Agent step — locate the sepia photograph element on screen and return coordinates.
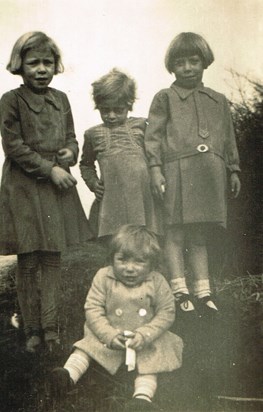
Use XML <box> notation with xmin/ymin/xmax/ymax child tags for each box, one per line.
<box><xmin>0</xmin><ymin>1</ymin><xmax>262</xmax><ymax>411</ymax></box>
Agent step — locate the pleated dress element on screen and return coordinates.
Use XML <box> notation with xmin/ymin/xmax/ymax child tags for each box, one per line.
<box><xmin>80</xmin><ymin>118</ymin><xmax>163</xmax><ymax>237</ymax></box>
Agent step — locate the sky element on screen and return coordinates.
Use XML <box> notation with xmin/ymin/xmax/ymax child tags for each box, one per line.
<box><xmin>0</xmin><ymin>0</ymin><xmax>262</xmax><ymax>215</ymax></box>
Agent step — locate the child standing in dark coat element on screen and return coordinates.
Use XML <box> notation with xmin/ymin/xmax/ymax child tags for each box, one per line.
<box><xmin>0</xmin><ymin>32</ymin><xmax>90</xmax><ymax>353</ymax></box>
<box><xmin>145</xmin><ymin>32</ymin><xmax>241</xmax><ymax>315</ymax></box>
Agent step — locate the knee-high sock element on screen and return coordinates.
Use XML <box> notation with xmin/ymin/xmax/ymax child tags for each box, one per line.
<box><xmin>17</xmin><ymin>252</ymin><xmax>40</xmax><ymax>336</ymax></box>
<box><xmin>133</xmin><ymin>374</ymin><xmax>157</xmax><ymax>402</ymax></box>
<box><xmin>64</xmin><ymin>349</ymin><xmax>90</xmax><ymax>384</ymax></box>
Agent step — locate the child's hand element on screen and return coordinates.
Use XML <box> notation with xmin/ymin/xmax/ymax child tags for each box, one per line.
<box><xmin>50</xmin><ymin>166</ymin><xmax>77</xmax><ymax>190</ymax></box>
<box><xmin>126</xmin><ymin>332</ymin><xmax>144</xmax><ymax>351</ymax></box>
<box><xmin>94</xmin><ymin>180</ymin><xmax>104</xmax><ymax>201</ymax></box>
<box><xmin>111</xmin><ymin>333</ymin><xmax>127</xmax><ymax>350</ymax></box>
<box><xmin>150</xmin><ymin>167</ymin><xmax>166</xmax><ymax>200</ymax></box>
<box><xmin>230</xmin><ymin>172</ymin><xmax>241</xmax><ymax>198</ymax></box>
<box><xmin>57</xmin><ymin>148</ymin><xmax>75</xmax><ymax>166</ymax></box>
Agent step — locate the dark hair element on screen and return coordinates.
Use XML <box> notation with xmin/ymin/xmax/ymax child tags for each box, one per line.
<box><xmin>92</xmin><ymin>68</ymin><xmax>136</xmax><ymax>110</ymax></box>
<box><xmin>165</xmin><ymin>32</ymin><xmax>214</xmax><ymax>73</ymax></box>
<box><xmin>6</xmin><ymin>31</ymin><xmax>64</xmax><ymax>75</ymax></box>
<box><xmin>110</xmin><ymin>225</ymin><xmax>160</xmax><ymax>270</ymax></box>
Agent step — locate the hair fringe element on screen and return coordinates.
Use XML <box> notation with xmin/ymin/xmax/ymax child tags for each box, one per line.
<box><xmin>92</xmin><ymin>68</ymin><xmax>136</xmax><ymax>110</ymax></box>
<box><xmin>165</xmin><ymin>32</ymin><xmax>214</xmax><ymax>73</ymax></box>
<box><xmin>110</xmin><ymin>225</ymin><xmax>160</xmax><ymax>270</ymax></box>
<box><xmin>6</xmin><ymin>31</ymin><xmax>64</xmax><ymax>75</ymax></box>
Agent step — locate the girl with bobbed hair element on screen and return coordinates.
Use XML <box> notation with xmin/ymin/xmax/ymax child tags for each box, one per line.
<box><xmin>165</xmin><ymin>31</ymin><xmax>214</xmax><ymax>73</ymax></box>
<box><xmin>0</xmin><ymin>31</ymin><xmax>90</xmax><ymax>354</ymax></box>
<box><xmin>6</xmin><ymin>31</ymin><xmax>64</xmax><ymax>75</ymax></box>
<box><xmin>145</xmin><ymin>32</ymin><xmax>241</xmax><ymax>317</ymax></box>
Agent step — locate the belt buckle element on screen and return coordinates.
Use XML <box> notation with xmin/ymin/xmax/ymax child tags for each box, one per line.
<box><xmin>197</xmin><ymin>144</ymin><xmax>209</xmax><ymax>153</ymax></box>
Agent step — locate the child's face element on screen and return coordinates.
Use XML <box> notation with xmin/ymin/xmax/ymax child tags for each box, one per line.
<box><xmin>113</xmin><ymin>252</ymin><xmax>151</xmax><ymax>287</ymax></box>
<box><xmin>22</xmin><ymin>46</ymin><xmax>55</xmax><ymax>93</ymax></box>
<box><xmin>99</xmin><ymin>105</ymin><xmax>129</xmax><ymax>128</ymax></box>
<box><xmin>172</xmin><ymin>54</ymin><xmax>204</xmax><ymax>89</ymax></box>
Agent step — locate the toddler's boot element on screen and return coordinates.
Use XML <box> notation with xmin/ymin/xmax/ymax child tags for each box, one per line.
<box><xmin>49</xmin><ymin>367</ymin><xmax>74</xmax><ymax>400</ymax></box>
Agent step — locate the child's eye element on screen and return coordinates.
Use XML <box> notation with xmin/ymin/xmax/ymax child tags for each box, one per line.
<box><xmin>26</xmin><ymin>60</ymin><xmax>38</xmax><ymax>66</ymax></box>
<box><xmin>135</xmin><ymin>257</ymin><xmax>147</xmax><ymax>264</ymax></box>
<box><xmin>44</xmin><ymin>60</ymin><xmax>55</xmax><ymax>65</ymax></box>
<box><xmin>189</xmin><ymin>58</ymin><xmax>201</xmax><ymax>65</ymax></box>
<box><xmin>174</xmin><ymin>60</ymin><xmax>184</xmax><ymax>67</ymax></box>
<box><xmin>100</xmin><ymin>107</ymin><xmax>126</xmax><ymax>115</ymax></box>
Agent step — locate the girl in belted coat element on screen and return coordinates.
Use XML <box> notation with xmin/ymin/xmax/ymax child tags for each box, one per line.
<box><xmin>51</xmin><ymin>225</ymin><xmax>183</xmax><ymax>410</ymax></box>
<box><xmin>0</xmin><ymin>32</ymin><xmax>90</xmax><ymax>353</ymax></box>
<box><xmin>145</xmin><ymin>32</ymin><xmax>241</xmax><ymax>315</ymax></box>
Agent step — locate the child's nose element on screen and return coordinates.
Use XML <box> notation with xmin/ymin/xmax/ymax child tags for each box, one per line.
<box><xmin>37</xmin><ymin>63</ymin><xmax>47</xmax><ymax>73</ymax></box>
<box><xmin>108</xmin><ymin>111</ymin><xmax>116</xmax><ymax>119</ymax></box>
<box><xmin>184</xmin><ymin>61</ymin><xmax>191</xmax><ymax>71</ymax></box>
<box><xmin>125</xmin><ymin>261</ymin><xmax>135</xmax><ymax>272</ymax></box>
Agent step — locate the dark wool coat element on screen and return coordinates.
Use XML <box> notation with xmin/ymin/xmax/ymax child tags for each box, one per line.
<box><xmin>0</xmin><ymin>85</ymin><xmax>90</xmax><ymax>254</ymax></box>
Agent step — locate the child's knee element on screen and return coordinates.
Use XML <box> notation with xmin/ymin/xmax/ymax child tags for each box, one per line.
<box><xmin>165</xmin><ymin>225</ymin><xmax>184</xmax><ymax>246</ymax></box>
<box><xmin>187</xmin><ymin>224</ymin><xmax>206</xmax><ymax>246</ymax></box>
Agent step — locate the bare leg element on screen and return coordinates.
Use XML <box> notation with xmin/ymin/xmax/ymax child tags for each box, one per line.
<box><xmin>187</xmin><ymin>225</ymin><xmax>218</xmax><ymax>311</ymax></box>
<box><xmin>164</xmin><ymin>225</ymin><xmax>194</xmax><ymax>311</ymax></box>
<box><xmin>164</xmin><ymin>225</ymin><xmax>185</xmax><ymax>280</ymax></box>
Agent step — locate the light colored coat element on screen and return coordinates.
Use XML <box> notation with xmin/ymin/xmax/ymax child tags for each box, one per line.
<box><xmin>145</xmin><ymin>83</ymin><xmax>240</xmax><ymax>227</ymax></box>
<box><xmin>74</xmin><ymin>266</ymin><xmax>183</xmax><ymax>375</ymax></box>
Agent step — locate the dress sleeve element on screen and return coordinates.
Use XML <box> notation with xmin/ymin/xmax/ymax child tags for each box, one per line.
<box><xmin>135</xmin><ymin>274</ymin><xmax>175</xmax><ymax>345</ymax></box>
<box><xmin>223</xmin><ymin>96</ymin><xmax>241</xmax><ymax>173</ymax></box>
<box><xmin>84</xmin><ymin>269</ymin><xmax>119</xmax><ymax>346</ymax></box>
<box><xmin>145</xmin><ymin>91</ymin><xmax>169</xmax><ymax>167</ymax></box>
<box><xmin>62</xmin><ymin>93</ymin><xmax>79</xmax><ymax>165</ymax></box>
<box><xmin>79</xmin><ymin>129</ymin><xmax>99</xmax><ymax>191</ymax></box>
<box><xmin>0</xmin><ymin>91</ymin><xmax>55</xmax><ymax>177</ymax></box>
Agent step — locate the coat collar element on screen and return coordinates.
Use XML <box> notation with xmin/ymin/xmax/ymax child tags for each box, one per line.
<box><xmin>16</xmin><ymin>85</ymin><xmax>61</xmax><ymax>113</ymax></box>
<box><xmin>171</xmin><ymin>82</ymin><xmax>219</xmax><ymax>102</ymax></box>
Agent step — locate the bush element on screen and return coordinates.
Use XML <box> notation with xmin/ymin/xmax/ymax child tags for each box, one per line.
<box><xmin>212</xmin><ymin>73</ymin><xmax>263</xmax><ymax>277</ymax></box>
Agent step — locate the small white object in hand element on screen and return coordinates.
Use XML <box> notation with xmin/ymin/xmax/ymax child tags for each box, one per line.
<box><xmin>124</xmin><ymin>330</ymin><xmax>136</xmax><ymax>371</ymax></box>
<box><xmin>11</xmin><ymin>313</ymin><xmax>20</xmax><ymax>329</ymax></box>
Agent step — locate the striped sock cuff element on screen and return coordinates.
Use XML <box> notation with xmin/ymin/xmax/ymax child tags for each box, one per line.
<box><xmin>64</xmin><ymin>351</ymin><xmax>90</xmax><ymax>384</ymax></box>
<box><xmin>133</xmin><ymin>374</ymin><xmax>157</xmax><ymax>401</ymax></box>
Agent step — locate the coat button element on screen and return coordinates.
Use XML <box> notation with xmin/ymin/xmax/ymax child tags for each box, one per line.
<box><xmin>139</xmin><ymin>308</ymin><xmax>147</xmax><ymax>317</ymax></box>
<box><xmin>115</xmin><ymin>308</ymin><xmax>123</xmax><ymax>316</ymax></box>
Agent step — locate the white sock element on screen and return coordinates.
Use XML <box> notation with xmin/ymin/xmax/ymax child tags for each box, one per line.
<box><xmin>193</xmin><ymin>279</ymin><xmax>211</xmax><ymax>299</ymax></box>
<box><xmin>170</xmin><ymin>278</ymin><xmax>195</xmax><ymax>311</ymax></box>
<box><xmin>170</xmin><ymin>277</ymin><xmax>189</xmax><ymax>295</ymax></box>
<box><xmin>133</xmin><ymin>374</ymin><xmax>157</xmax><ymax>402</ymax></box>
<box><xmin>194</xmin><ymin>279</ymin><xmax>218</xmax><ymax>310</ymax></box>
<box><xmin>64</xmin><ymin>350</ymin><xmax>90</xmax><ymax>384</ymax></box>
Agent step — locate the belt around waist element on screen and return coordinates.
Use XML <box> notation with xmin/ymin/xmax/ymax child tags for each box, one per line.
<box><xmin>163</xmin><ymin>145</ymin><xmax>224</xmax><ymax>163</ymax></box>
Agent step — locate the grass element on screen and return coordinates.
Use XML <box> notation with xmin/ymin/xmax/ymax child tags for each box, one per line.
<box><xmin>0</xmin><ymin>240</ymin><xmax>262</xmax><ymax>412</ymax></box>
